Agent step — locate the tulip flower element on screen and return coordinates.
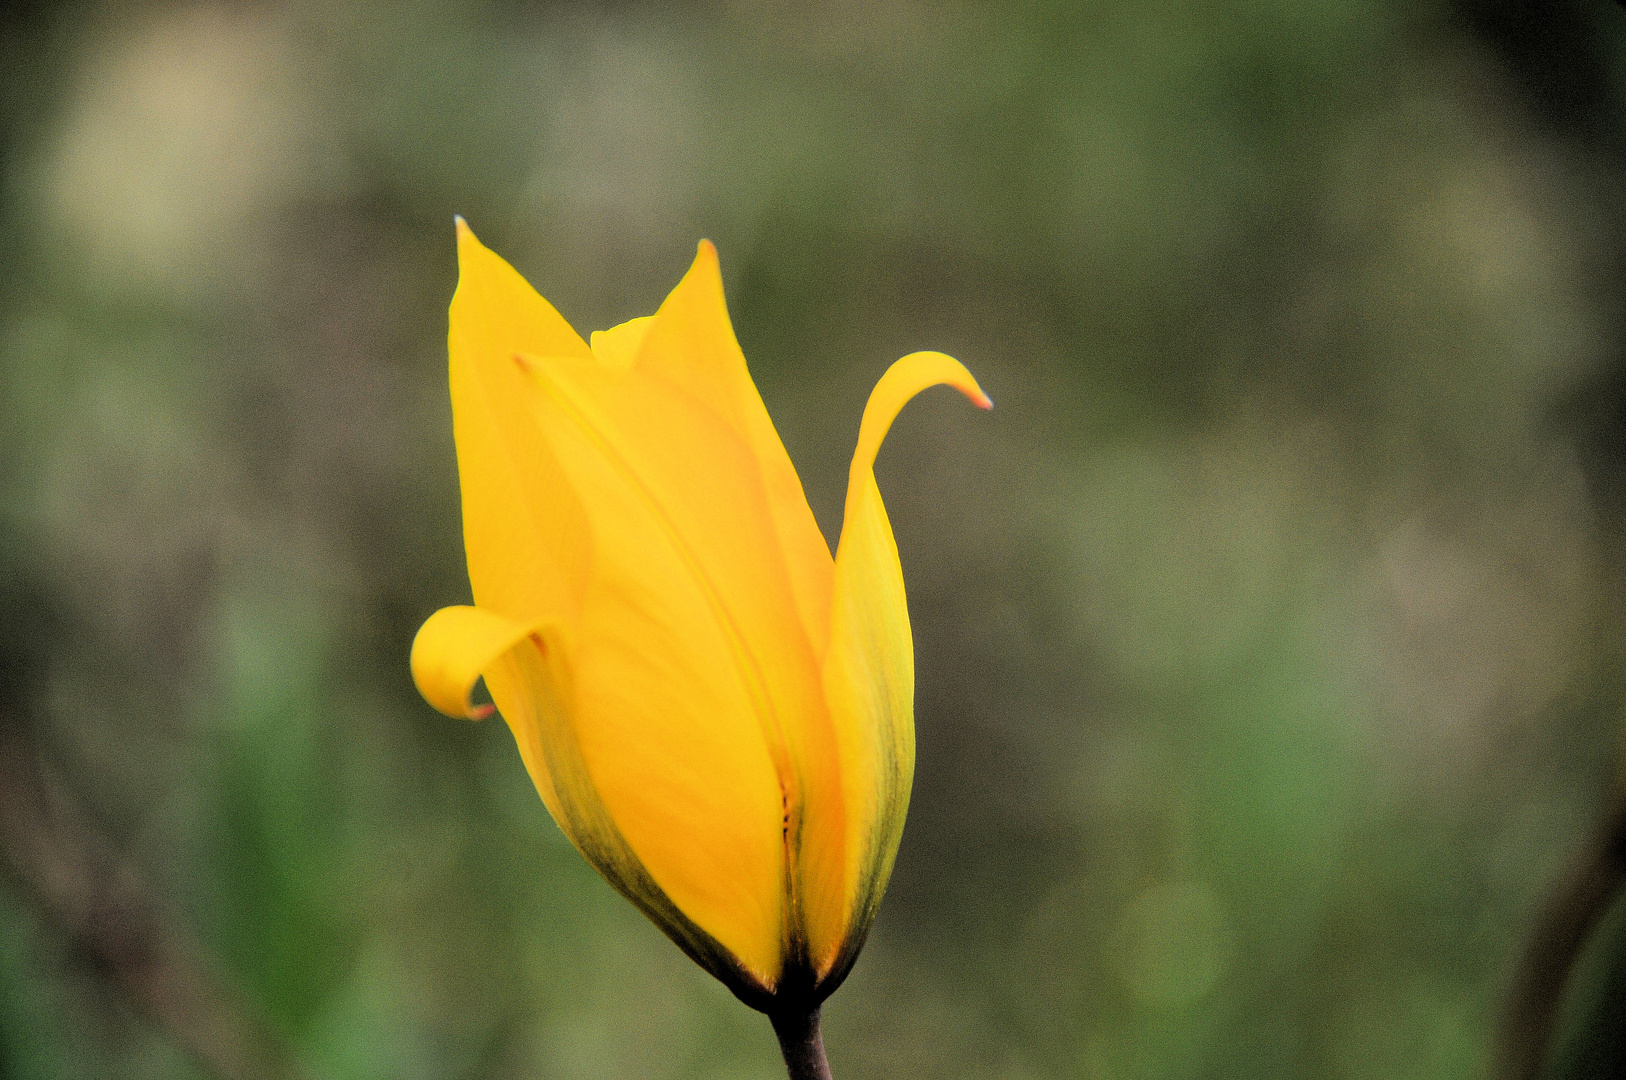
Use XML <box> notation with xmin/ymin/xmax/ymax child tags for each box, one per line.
<box><xmin>410</xmin><ymin>220</ymin><xmax>988</xmax><ymax>1078</ymax></box>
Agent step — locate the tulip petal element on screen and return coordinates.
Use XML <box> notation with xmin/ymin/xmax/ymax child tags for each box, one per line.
<box><xmin>410</xmin><ymin>604</ymin><xmax>776</xmax><ymax>1006</ymax></box>
<box><xmin>449</xmin><ymin>220</ymin><xmax>595</xmax><ymax>625</ymax></box>
<box><xmin>814</xmin><ymin>351</ymin><xmax>990</xmax><ymax>981</ymax></box>
<box><xmin>635</xmin><ymin>242</ymin><xmax>835</xmax><ymax>657</ymax></box>
<box><xmin>513</xmin><ymin>350</ymin><xmax>842</xmax><ymax>986</ymax></box>
<box><xmin>623</xmin><ymin>246</ymin><xmax>855</xmax><ymax>960</ymax></box>
<box><xmin>447</xmin><ymin>225</ymin><xmax>783</xmax><ymax>986</ymax></box>
<box><xmin>589</xmin><ymin>316</ymin><xmax>652</xmax><ymax>371</ymax></box>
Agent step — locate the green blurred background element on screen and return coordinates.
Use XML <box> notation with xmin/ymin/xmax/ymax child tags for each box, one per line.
<box><xmin>5</xmin><ymin>1</ymin><xmax>1626</xmax><ymax>1078</ymax></box>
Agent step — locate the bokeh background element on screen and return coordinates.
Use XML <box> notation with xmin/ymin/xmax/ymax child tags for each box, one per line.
<box><xmin>5</xmin><ymin>1</ymin><xmax>1626</xmax><ymax>1078</ymax></box>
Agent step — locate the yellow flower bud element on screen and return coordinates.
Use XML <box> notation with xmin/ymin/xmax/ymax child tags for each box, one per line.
<box><xmin>411</xmin><ymin>220</ymin><xmax>989</xmax><ymax>1012</ymax></box>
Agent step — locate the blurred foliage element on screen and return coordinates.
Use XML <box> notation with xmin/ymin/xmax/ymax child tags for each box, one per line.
<box><xmin>1547</xmin><ymin>887</ymin><xmax>1626</xmax><ymax>1080</ymax></box>
<box><xmin>4</xmin><ymin>1</ymin><xmax>1626</xmax><ymax>1078</ymax></box>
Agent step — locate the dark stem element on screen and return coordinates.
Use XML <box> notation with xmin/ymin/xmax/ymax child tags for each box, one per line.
<box><xmin>1495</xmin><ymin>794</ymin><xmax>1626</xmax><ymax>1080</ymax></box>
<box><xmin>770</xmin><ymin>1006</ymin><xmax>833</xmax><ymax>1080</ymax></box>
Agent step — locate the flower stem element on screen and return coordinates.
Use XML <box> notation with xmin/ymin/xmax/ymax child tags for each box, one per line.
<box><xmin>770</xmin><ymin>1006</ymin><xmax>832</xmax><ymax>1080</ymax></box>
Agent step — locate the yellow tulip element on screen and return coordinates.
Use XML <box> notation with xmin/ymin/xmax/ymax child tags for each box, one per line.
<box><xmin>410</xmin><ymin>220</ymin><xmax>988</xmax><ymax>1067</ymax></box>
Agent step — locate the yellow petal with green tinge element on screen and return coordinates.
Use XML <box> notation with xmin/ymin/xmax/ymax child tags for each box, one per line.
<box><xmin>410</xmin><ymin>602</ymin><xmax>775</xmax><ymax>1004</ymax></box>
<box><xmin>812</xmin><ymin>352</ymin><xmax>991</xmax><ymax>977</ymax></box>
<box><xmin>512</xmin><ymin>349</ymin><xmax>815</xmax><ymax>986</ymax></box>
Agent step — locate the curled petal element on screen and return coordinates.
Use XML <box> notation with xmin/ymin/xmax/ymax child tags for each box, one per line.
<box><xmin>411</xmin><ymin>605</ymin><xmax>539</xmax><ymax>720</ymax></box>
<box><xmin>844</xmin><ymin>351</ymin><xmax>991</xmax><ymax>529</ymax></box>
<box><xmin>810</xmin><ymin>352</ymin><xmax>990</xmax><ymax>983</ymax></box>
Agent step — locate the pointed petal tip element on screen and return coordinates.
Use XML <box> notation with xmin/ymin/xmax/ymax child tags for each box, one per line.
<box><xmin>454</xmin><ymin>217</ymin><xmax>483</xmax><ymax>263</ymax></box>
<box><xmin>893</xmin><ymin>351</ymin><xmax>991</xmax><ymax>414</ymax></box>
<box><xmin>942</xmin><ymin>363</ymin><xmax>991</xmax><ymax>412</ymax></box>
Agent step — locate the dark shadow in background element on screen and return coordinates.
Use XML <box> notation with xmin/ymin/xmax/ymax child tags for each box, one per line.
<box><xmin>1453</xmin><ymin>3</ymin><xmax>1626</xmax><ymax>1077</ymax></box>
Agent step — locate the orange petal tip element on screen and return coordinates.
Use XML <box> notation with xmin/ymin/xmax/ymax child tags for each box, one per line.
<box><xmin>469</xmin><ymin>702</ymin><xmax>495</xmax><ymax>721</ymax></box>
